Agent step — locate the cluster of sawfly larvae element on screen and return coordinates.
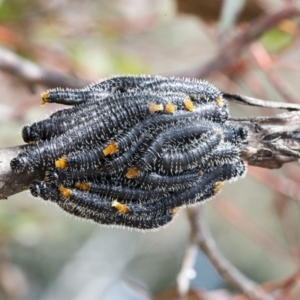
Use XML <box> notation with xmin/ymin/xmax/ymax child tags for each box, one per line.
<box><xmin>10</xmin><ymin>75</ymin><xmax>247</xmax><ymax>231</ymax></box>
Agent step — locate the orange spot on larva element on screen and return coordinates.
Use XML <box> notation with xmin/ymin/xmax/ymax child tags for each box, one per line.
<box><xmin>165</xmin><ymin>102</ymin><xmax>175</xmax><ymax>114</ymax></box>
<box><xmin>55</xmin><ymin>157</ymin><xmax>67</xmax><ymax>169</ymax></box>
<box><xmin>149</xmin><ymin>102</ymin><xmax>163</xmax><ymax>113</ymax></box>
<box><xmin>58</xmin><ymin>186</ymin><xmax>72</xmax><ymax>198</ymax></box>
<box><xmin>126</xmin><ymin>166</ymin><xmax>140</xmax><ymax>179</ymax></box>
<box><xmin>103</xmin><ymin>141</ymin><xmax>119</xmax><ymax>156</ymax></box>
<box><xmin>40</xmin><ymin>92</ymin><xmax>49</xmax><ymax>106</ymax></box>
<box><xmin>111</xmin><ymin>200</ymin><xmax>129</xmax><ymax>214</ymax></box>
<box><xmin>214</xmin><ymin>182</ymin><xmax>224</xmax><ymax>195</ymax></box>
<box><xmin>216</xmin><ymin>96</ymin><xmax>223</xmax><ymax>108</ymax></box>
<box><xmin>75</xmin><ymin>182</ymin><xmax>90</xmax><ymax>191</ymax></box>
<box><xmin>171</xmin><ymin>207</ymin><xmax>180</xmax><ymax>215</ymax></box>
<box><xmin>184</xmin><ymin>98</ymin><xmax>194</xmax><ymax>111</ymax></box>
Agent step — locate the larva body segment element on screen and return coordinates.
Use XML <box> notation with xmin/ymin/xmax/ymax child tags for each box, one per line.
<box><xmin>94</xmin><ymin>76</ymin><xmax>222</xmax><ymax>105</ymax></box>
<box><xmin>30</xmin><ymin>181</ymin><xmax>174</xmax><ymax>229</ymax></box>
<box><xmin>158</xmin><ymin>130</ymin><xmax>223</xmax><ymax>174</ymax></box>
<box><xmin>35</xmin><ymin>96</ymin><xmax>227</xmax><ymax>147</ymax></box>
<box><xmin>129</xmin><ymin>171</ymin><xmax>200</xmax><ymax>192</ymax></box>
<box><xmin>42</xmin><ymin>76</ymin><xmax>222</xmax><ymax>107</ymax></box>
<box><xmin>134</xmin><ymin>121</ymin><xmax>222</xmax><ymax>172</ymax></box>
<box><xmin>89</xmin><ymin>75</ymin><xmax>169</xmax><ymax>92</ymax></box>
<box><xmin>41</xmin><ymin>88</ymin><xmax>111</xmax><ymax>106</ymax></box>
<box><xmin>126</xmin><ymin>161</ymin><xmax>246</xmax><ymax>216</ymax></box>
<box><xmin>14</xmin><ymin>95</ymin><xmax>166</xmax><ymax>173</ymax></box>
<box><xmin>76</xmin><ymin>182</ymin><xmax>170</xmax><ymax>201</ymax></box>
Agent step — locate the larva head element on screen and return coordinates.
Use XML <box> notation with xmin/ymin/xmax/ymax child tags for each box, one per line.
<box><xmin>30</xmin><ymin>181</ymin><xmax>58</xmax><ymax>201</ymax></box>
<box><xmin>22</xmin><ymin>126</ymin><xmax>40</xmax><ymax>144</ymax></box>
<box><xmin>41</xmin><ymin>88</ymin><xmax>69</xmax><ymax>104</ymax></box>
<box><xmin>10</xmin><ymin>155</ymin><xmax>29</xmax><ymax>173</ymax></box>
<box><xmin>29</xmin><ymin>181</ymin><xmax>43</xmax><ymax>197</ymax></box>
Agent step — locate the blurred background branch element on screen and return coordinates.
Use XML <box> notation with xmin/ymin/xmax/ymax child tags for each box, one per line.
<box><xmin>0</xmin><ymin>46</ymin><xmax>88</xmax><ymax>89</ymax></box>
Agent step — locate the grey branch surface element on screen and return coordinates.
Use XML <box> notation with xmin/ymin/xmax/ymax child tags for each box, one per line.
<box><xmin>1</xmin><ymin>98</ymin><xmax>300</xmax><ymax>199</ymax></box>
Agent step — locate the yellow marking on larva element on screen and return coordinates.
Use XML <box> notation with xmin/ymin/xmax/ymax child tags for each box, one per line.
<box><xmin>75</xmin><ymin>182</ymin><xmax>90</xmax><ymax>191</ymax></box>
<box><xmin>165</xmin><ymin>102</ymin><xmax>175</xmax><ymax>114</ymax></box>
<box><xmin>28</xmin><ymin>141</ymin><xmax>35</xmax><ymax>145</ymax></box>
<box><xmin>198</xmin><ymin>170</ymin><xmax>204</xmax><ymax>177</ymax></box>
<box><xmin>171</xmin><ymin>207</ymin><xmax>180</xmax><ymax>215</ymax></box>
<box><xmin>126</xmin><ymin>166</ymin><xmax>140</xmax><ymax>179</ymax></box>
<box><xmin>58</xmin><ymin>186</ymin><xmax>72</xmax><ymax>198</ymax></box>
<box><xmin>184</xmin><ymin>98</ymin><xmax>194</xmax><ymax>111</ymax></box>
<box><xmin>103</xmin><ymin>141</ymin><xmax>119</xmax><ymax>156</ymax></box>
<box><xmin>40</xmin><ymin>92</ymin><xmax>49</xmax><ymax>106</ymax></box>
<box><xmin>214</xmin><ymin>182</ymin><xmax>224</xmax><ymax>195</ymax></box>
<box><xmin>216</xmin><ymin>96</ymin><xmax>223</xmax><ymax>108</ymax></box>
<box><xmin>55</xmin><ymin>157</ymin><xmax>67</xmax><ymax>169</ymax></box>
<box><xmin>111</xmin><ymin>200</ymin><xmax>129</xmax><ymax>214</ymax></box>
<box><xmin>149</xmin><ymin>102</ymin><xmax>163</xmax><ymax>113</ymax></box>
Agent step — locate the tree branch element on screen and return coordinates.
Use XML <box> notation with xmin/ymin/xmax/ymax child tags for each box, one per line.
<box><xmin>1</xmin><ymin>105</ymin><xmax>300</xmax><ymax>199</ymax></box>
<box><xmin>223</xmin><ymin>93</ymin><xmax>300</xmax><ymax>111</ymax></box>
<box><xmin>0</xmin><ymin>46</ymin><xmax>89</xmax><ymax>88</ymax></box>
<box><xmin>229</xmin><ymin>111</ymin><xmax>300</xmax><ymax>169</ymax></box>
<box><xmin>187</xmin><ymin>206</ymin><xmax>273</xmax><ymax>300</ymax></box>
<box><xmin>0</xmin><ymin>146</ymin><xmax>44</xmax><ymax>200</ymax></box>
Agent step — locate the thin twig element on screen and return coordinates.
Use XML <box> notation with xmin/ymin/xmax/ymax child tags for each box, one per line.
<box><xmin>223</xmin><ymin>93</ymin><xmax>300</xmax><ymax>111</ymax></box>
<box><xmin>187</xmin><ymin>206</ymin><xmax>273</xmax><ymax>300</ymax></box>
<box><xmin>177</xmin><ymin>239</ymin><xmax>198</xmax><ymax>300</ymax></box>
<box><xmin>0</xmin><ymin>46</ymin><xmax>88</xmax><ymax>89</ymax></box>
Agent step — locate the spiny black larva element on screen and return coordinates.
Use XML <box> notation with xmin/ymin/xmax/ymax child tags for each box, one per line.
<box><xmin>60</xmin><ymin>116</ymin><xmax>191</xmax><ymax>173</ymax></box>
<box><xmin>27</xmin><ymin>92</ymin><xmax>214</xmax><ymax>144</ymax></box>
<box><xmin>34</xmin><ymin>93</ymin><xmax>227</xmax><ymax>143</ymax></box>
<box><xmin>48</xmin><ymin>90</ymin><xmax>227</xmax><ymax>132</ymax></box>
<box><xmin>197</xmin><ymin>142</ymin><xmax>241</xmax><ymax>172</ymax></box>
<box><xmin>41</xmin><ymin>87</ymin><xmax>111</xmax><ymax>106</ymax></box>
<box><xmin>30</xmin><ymin>181</ymin><xmax>175</xmax><ymax>230</ymax></box>
<box><xmin>12</xmin><ymin>95</ymin><xmax>166</xmax><ymax>173</ymax></box>
<box><xmin>41</xmin><ymin>75</ymin><xmax>221</xmax><ymax>107</ymax></box>
<box><xmin>74</xmin><ymin>181</ymin><xmax>170</xmax><ymax>202</ymax></box>
<box><xmin>45</xmin><ymin>167</ymin><xmax>200</xmax><ymax>193</ymax></box>
<box><xmin>44</xmin><ymin>168</ymin><xmax>105</xmax><ymax>186</ymax></box>
<box><xmin>36</xmin><ymin>93</ymin><xmax>212</xmax><ymax>142</ymax></box>
<box><xmin>99</xmin><ymin>118</ymin><xmax>197</xmax><ymax>174</ymax></box>
<box><xmin>133</xmin><ymin>121</ymin><xmax>223</xmax><ymax>173</ymax></box>
<box><xmin>103</xmin><ymin>109</ymin><xmax>223</xmax><ymax>157</ymax></box>
<box><xmin>142</xmin><ymin>77</ymin><xmax>223</xmax><ymax>105</ymax></box>
<box><xmin>89</xmin><ymin>75</ymin><xmax>168</xmax><ymax>92</ymax></box>
<box><xmin>123</xmin><ymin>161</ymin><xmax>246</xmax><ymax>216</ymax></box>
<box><xmin>49</xmin><ymin>90</ymin><xmax>169</xmax><ymax>120</ymax></box>
<box><xmin>42</xmin><ymin>75</ymin><xmax>168</xmax><ymax>105</ymax></box>
<box><xmin>157</xmin><ymin>130</ymin><xmax>224</xmax><ymax>174</ymax></box>
<box><xmin>13</xmin><ymin>75</ymin><xmax>249</xmax><ymax>230</ymax></box>
<box><xmin>127</xmin><ymin>171</ymin><xmax>201</xmax><ymax>192</ymax></box>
